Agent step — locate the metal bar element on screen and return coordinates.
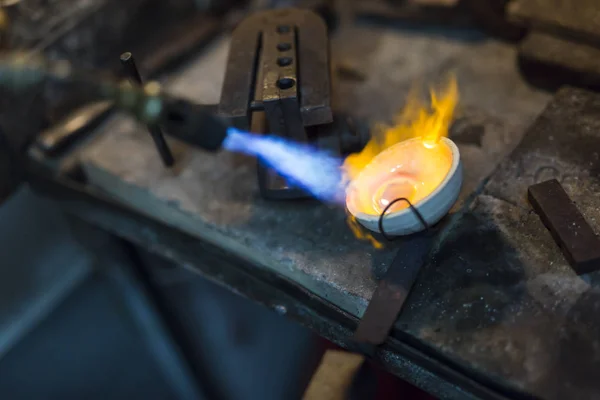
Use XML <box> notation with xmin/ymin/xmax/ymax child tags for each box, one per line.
<box><xmin>528</xmin><ymin>179</ymin><xmax>600</xmax><ymax>275</ymax></box>
<box><xmin>354</xmin><ymin>234</ymin><xmax>432</xmax><ymax>346</ymax></box>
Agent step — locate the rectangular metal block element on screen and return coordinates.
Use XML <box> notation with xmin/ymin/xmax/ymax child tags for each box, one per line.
<box><xmin>528</xmin><ymin>179</ymin><xmax>600</xmax><ymax>275</ymax></box>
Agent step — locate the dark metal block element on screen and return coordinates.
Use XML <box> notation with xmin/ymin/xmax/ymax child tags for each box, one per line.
<box><xmin>218</xmin><ymin>8</ymin><xmax>332</xmax><ymax>128</ymax></box>
<box><xmin>528</xmin><ymin>179</ymin><xmax>600</xmax><ymax>275</ymax></box>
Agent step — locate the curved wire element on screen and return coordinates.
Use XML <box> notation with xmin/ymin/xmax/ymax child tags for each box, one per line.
<box><xmin>378</xmin><ymin>197</ymin><xmax>430</xmax><ymax>241</ymax></box>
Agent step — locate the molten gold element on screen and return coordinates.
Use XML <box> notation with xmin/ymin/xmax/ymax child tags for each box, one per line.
<box><xmin>346</xmin><ymin>138</ymin><xmax>454</xmax><ymax>216</ymax></box>
<box><xmin>343</xmin><ymin>76</ymin><xmax>459</xmax><ymax>246</ymax></box>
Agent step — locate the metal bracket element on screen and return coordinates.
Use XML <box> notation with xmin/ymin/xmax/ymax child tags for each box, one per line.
<box><xmin>219</xmin><ymin>8</ymin><xmax>333</xmax><ymax>200</ymax></box>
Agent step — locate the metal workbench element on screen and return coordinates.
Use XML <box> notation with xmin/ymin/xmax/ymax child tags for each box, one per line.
<box><xmin>28</xmin><ymin>22</ymin><xmax>600</xmax><ymax>400</ymax></box>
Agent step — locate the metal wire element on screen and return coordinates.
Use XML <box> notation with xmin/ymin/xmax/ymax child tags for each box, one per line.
<box><xmin>378</xmin><ymin>197</ymin><xmax>430</xmax><ymax>241</ymax></box>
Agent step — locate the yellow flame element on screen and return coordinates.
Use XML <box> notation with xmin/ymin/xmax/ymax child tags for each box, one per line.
<box><xmin>346</xmin><ymin>215</ymin><xmax>384</xmax><ymax>249</ymax></box>
<box><xmin>342</xmin><ymin>75</ymin><xmax>459</xmax><ymax>183</ymax></box>
<box><xmin>343</xmin><ymin>75</ymin><xmax>459</xmax><ymax>248</ymax></box>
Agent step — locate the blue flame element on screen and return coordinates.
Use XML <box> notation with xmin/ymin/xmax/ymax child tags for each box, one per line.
<box><xmin>223</xmin><ymin>127</ymin><xmax>345</xmax><ymax>204</ymax></box>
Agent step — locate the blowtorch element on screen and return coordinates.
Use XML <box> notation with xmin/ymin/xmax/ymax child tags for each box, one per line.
<box><xmin>0</xmin><ymin>52</ymin><xmax>346</xmax><ymax>204</ymax></box>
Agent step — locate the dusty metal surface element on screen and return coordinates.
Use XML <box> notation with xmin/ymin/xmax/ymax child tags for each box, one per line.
<box><xmin>80</xmin><ymin>27</ymin><xmax>550</xmax><ymax>319</ymax></box>
<box><xmin>398</xmin><ymin>87</ymin><xmax>600</xmax><ymax>399</ymax></box>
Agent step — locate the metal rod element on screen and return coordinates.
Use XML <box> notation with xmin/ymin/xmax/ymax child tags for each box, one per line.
<box><xmin>378</xmin><ymin>197</ymin><xmax>430</xmax><ymax>241</ymax></box>
<box><xmin>120</xmin><ymin>52</ymin><xmax>175</xmax><ymax>167</ymax></box>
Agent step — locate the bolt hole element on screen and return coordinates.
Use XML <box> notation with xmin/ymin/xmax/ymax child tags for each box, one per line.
<box><xmin>277</xmin><ymin>57</ymin><xmax>293</xmax><ymax>67</ymax></box>
<box><xmin>277</xmin><ymin>25</ymin><xmax>291</xmax><ymax>33</ymax></box>
<box><xmin>277</xmin><ymin>78</ymin><xmax>296</xmax><ymax>90</ymax></box>
<box><xmin>277</xmin><ymin>43</ymin><xmax>292</xmax><ymax>52</ymax></box>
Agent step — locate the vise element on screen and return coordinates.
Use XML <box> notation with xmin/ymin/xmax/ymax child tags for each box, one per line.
<box><xmin>218</xmin><ymin>8</ymin><xmax>334</xmax><ymax>200</ymax></box>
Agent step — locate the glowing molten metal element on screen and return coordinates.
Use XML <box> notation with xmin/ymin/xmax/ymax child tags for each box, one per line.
<box><xmin>346</xmin><ymin>137</ymin><xmax>454</xmax><ymax>216</ymax></box>
<box><xmin>344</xmin><ymin>76</ymin><xmax>461</xmax><ymax>238</ymax></box>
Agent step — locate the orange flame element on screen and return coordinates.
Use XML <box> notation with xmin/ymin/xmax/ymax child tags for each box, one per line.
<box><xmin>346</xmin><ymin>215</ymin><xmax>384</xmax><ymax>249</ymax></box>
<box><xmin>343</xmin><ymin>76</ymin><xmax>459</xmax><ymax>247</ymax></box>
<box><xmin>342</xmin><ymin>76</ymin><xmax>459</xmax><ymax>183</ymax></box>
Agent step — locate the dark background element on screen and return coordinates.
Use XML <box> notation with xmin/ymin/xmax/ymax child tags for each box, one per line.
<box><xmin>0</xmin><ymin>186</ymin><xmax>319</xmax><ymax>400</ymax></box>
